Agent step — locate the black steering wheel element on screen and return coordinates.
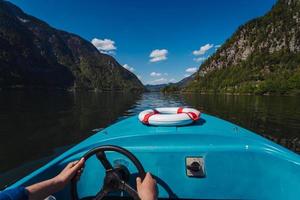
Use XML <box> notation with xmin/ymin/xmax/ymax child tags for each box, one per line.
<box><xmin>71</xmin><ymin>145</ymin><xmax>146</xmax><ymax>200</ymax></box>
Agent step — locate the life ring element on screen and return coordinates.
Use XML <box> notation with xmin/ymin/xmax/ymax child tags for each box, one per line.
<box><xmin>138</xmin><ymin>107</ymin><xmax>201</xmax><ymax>126</ymax></box>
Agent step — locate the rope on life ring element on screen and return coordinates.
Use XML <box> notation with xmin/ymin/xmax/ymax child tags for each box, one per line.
<box><xmin>138</xmin><ymin>107</ymin><xmax>201</xmax><ymax>126</ymax></box>
<box><xmin>177</xmin><ymin>107</ymin><xmax>199</xmax><ymax>121</ymax></box>
<box><xmin>142</xmin><ymin>109</ymin><xmax>159</xmax><ymax>125</ymax></box>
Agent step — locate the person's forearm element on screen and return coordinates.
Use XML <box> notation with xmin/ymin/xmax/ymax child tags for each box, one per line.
<box><xmin>26</xmin><ymin>177</ymin><xmax>63</xmax><ymax>200</ymax></box>
<box><xmin>24</xmin><ymin>159</ymin><xmax>84</xmax><ymax>200</ymax></box>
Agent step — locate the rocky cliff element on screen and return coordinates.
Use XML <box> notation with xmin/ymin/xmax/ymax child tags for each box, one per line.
<box><xmin>0</xmin><ymin>0</ymin><xmax>144</xmax><ymax>91</ymax></box>
<box><xmin>184</xmin><ymin>0</ymin><xmax>300</xmax><ymax>94</ymax></box>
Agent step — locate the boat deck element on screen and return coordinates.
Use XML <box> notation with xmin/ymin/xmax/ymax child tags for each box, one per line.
<box><xmin>7</xmin><ymin>114</ymin><xmax>300</xmax><ymax>200</ymax></box>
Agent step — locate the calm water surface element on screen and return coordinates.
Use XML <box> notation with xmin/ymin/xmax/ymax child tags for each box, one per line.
<box><xmin>0</xmin><ymin>91</ymin><xmax>300</xmax><ymax>188</ymax></box>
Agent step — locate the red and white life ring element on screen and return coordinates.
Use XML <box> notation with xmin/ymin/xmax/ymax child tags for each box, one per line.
<box><xmin>138</xmin><ymin>107</ymin><xmax>201</xmax><ymax>126</ymax></box>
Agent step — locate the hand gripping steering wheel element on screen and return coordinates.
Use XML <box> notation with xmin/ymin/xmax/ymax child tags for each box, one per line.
<box><xmin>71</xmin><ymin>145</ymin><xmax>146</xmax><ymax>200</ymax></box>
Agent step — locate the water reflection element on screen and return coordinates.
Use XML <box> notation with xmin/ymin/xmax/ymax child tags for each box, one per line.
<box><xmin>0</xmin><ymin>92</ymin><xmax>300</xmax><ymax>188</ymax></box>
<box><xmin>182</xmin><ymin>94</ymin><xmax>300</xmax><ymax>153</ymax></box>
<box><xmin>0</xmin><ymin>91</ymin><xmax>141</xmax><ymax>187</ymax></box>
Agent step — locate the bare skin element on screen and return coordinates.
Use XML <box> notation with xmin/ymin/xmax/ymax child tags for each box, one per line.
<box><xmin>26</xmin><ymin>158</ymin><xmax>85</xmax><ymax>200</ymax></box>
<box><xmin>25</xmin><ymin>158</ymin><xmax>157</xmax><ymax>200</ymax></box>
<box><xmin>136</xmin><ymin>172</ymin><xmax>157</xmax><ymax>200</ymax></box>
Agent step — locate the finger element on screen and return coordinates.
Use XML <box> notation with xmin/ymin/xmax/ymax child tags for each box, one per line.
<box><xmin>75</xmin><ymin>158</ymin><xmax>85</xmax><ymax>168</ymax></box>
<box><xmin>145</xmin><ymin>172</ymin><xmax>152</xmax><ymax>179</ymax></box>
<box><xmin>75</xmin><ymin>167</ymin><xmax>84</xmax><ymax>178</ymax></box>
<box><xmin>66</xmin><ymin>161</ymin><xmax>76</xmax><ymax>168</ymax></box>
<box><xmin>136</xmin><ymin>177</ymin><xmax>142</xmax><ymax>189</ymax></box>
<box><xmin>69</xmin><ymin>160</ymin><xmax>81</xmax><ymax>168</ymax></box>
<box><xmin>66</xmin><ymin>159</ymin><xmax>83</xmax><ymax>178</ymax></box>
<box><xmin>77</xmin><ymin>169</ymin><xmax>82</xmax><ymax>174</ymax></box>
<box><xmin>77</xmin><ymin>168</ymin><xmax>84</xmax><ymax>176</ymax></box>
<box><xmin>72</xmin><ymin>158</ymin><xmax>85</xmax><ymax>171</ymax></box>
<box><xmin>74</xmin><ymin>172</ymin><xmax>82</xmax><ymax>181</ymax></box>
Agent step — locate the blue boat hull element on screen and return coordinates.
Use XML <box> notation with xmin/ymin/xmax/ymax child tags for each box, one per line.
<box><xmin>6</xmin><ymin>114</ymin><xmax>300</xmax><ymax>199</ymax></box>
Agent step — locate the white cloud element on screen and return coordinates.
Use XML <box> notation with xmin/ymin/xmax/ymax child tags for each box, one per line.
<box><xmin>149</xmin><ymin>49</ymin><xmax>168</xmax><ymax>62</ymax></box>
<box><xmin>150</xmin><ymin>72</ymin><xmax>162</xmax><ymax>77</ymax></box>
<box><xmin>91</xmin><ymin>38</ymin><xmax>117</xmax><ymax>54</ymax></box>
<box><xmin>149</xmin><ymin>76</ymin><xmax>176</xmax><ymax>84</ymax></box>
<box><xmin>164</xmin><ymin>73</ymin><xmax>168</xmax><ymax>76</ymax></box>
<box><xmin>215</xmin><ymin>44</ymin><xmax>221</xmax><ymax>48</ymax></box>
<box><xmin>184</xmin><ymin>74</ymin><xmax>191</xmax><ymax>78</ymax></box>
<box><xmin>193</xmin><ymin>44</ymin><xmax>213</xmax><ymax>56</ymax></box>
<box><xmin>169</xmin><ymin>78</ymin><xmax>176</xmax><ymax>83</ymax></box>
<box><xmin>151</xmin><ymin>78</ymin><xmax>168</xmax><ymax>84</ymax></box>
<box><xmin>193</xmin><ymin>57</ymin><xmax>207</xmax><ymax>62</ymax></box>
<box><xmin>137</xmin><ymin>75</ymin><xmax>142</xmax><ymax>80</ymax></box>
<box><xmin>123</xmin><ymin>64</ymin><xmax>134</xmax><ymax>72</ymax></box>
<box><xmin>185</xmin><ymin>67</ymin><xmax>198</xmax><ymax>73</ymax></box>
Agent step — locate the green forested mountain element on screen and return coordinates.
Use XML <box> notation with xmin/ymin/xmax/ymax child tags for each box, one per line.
<box><xmin>0</xmin><ymin>0</ymin><xmax>144</xmax><ymax>91</ymax></box>
<box><xmin>145</xmin><ymin>84</ymin><xmax>168</xmax><ymax>92</ymax></box>
<box><xmin>184</xmin><ymin>0</ymin><xmax>300</xmax><ymax>95</ymax></box>
<box><xmin>160</xmin><ymin>74</ymin><xmax>196</xmax><ymax>93</ymax></box>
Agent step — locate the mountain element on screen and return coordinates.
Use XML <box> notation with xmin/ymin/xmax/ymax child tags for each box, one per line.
<box><xmin>175</xmin><ymin>73</ymin><xmax>196</xmax><ymax>88</ymax></box>
<box><xmin>0</xmin><ymin>0</ymin><xmax>144</xmax><ymax>91</ymax></box>
<box><xmin>160</xmin><ymin>74</ymin><xmax>196</xmax><ymax>93</ymax></box>
<box><xmin>184</xmin><ymin>0</ymin><xmax>300</xmax><ymax>95</ymax></box>
<box><xmin>146</xmin><ymin>77</ymin><xmax>195</xmax><ymax>92</ymax></box>
<box><xmin>145</xmin><ymin>84</ymin><xmax>167</xmax><ymax>92</ymax></box>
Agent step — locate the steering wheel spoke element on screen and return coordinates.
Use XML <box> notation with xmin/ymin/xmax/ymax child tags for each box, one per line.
<box><xmin>94</xmin><ymin>188</ymin><xmax>109</xmax><ymax>200</ymax></box>
<box><xmin>119</xmin><ymin>181</ymin><xmax>140</xmax><ymax>200</ymax></box>
<box><xmin>96</xmin><ymin>151</ymin><xmax>113</xmax><ymax>171</ymax></box>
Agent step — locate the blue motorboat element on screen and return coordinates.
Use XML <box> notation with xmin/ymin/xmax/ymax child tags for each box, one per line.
<box><xmin>5</xmin><ymin>111</ymin><xmax>300</xmax><ymax>200</ymax></box>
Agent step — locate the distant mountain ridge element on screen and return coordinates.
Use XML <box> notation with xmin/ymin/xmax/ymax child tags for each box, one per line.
<box><xmin>0</xmin><ymin>0</ymin><xmax>144</xmax><ymax>91</ymax></box>
<box><xmin>160</xmin><ymin>73</ymin><xmax>196</xmax><ymax>93</ymax></box>
<box><xmin>145</xmin><ymin>84</ymin><xmax>167</xmax><ymax>92</ymax></box>
<box><xmin>175</xmin><ymin>73</ymin><xmax>196</xmax><ymax>88</ymax></box>
<box><xmin>183</xmin><ymin>0</ymin><xmax>300</xmax><ymax>94</ymax></box>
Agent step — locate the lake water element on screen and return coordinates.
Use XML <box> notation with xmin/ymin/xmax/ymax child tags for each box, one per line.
<box><xmin>0</xmin><ymin>91</ymin><xmax>300</xmax><ymax>188</ymax></box>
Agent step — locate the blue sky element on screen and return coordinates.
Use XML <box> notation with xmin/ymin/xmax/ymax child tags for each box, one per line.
<box><xmin>10</xmin><ymin>0</ymin><xmax>276</xmax><ymax>85</ymax></box>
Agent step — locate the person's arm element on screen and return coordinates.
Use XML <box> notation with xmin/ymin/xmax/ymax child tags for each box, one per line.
<box><xmin>0</xmin><ymin>187</ymin><xmax>29</xmax><ymax>200</ymax></box>
<box><xmin>26</xmin><ymin>158</ymin><xmax>84</xmax><ymax>200</ymax></box>
<box><xmin>136</xmin><ymin>172</ymin><xmax>157</xmax><ymax>200</ymax></box>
